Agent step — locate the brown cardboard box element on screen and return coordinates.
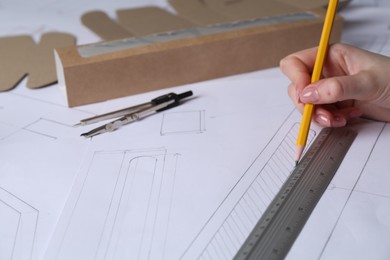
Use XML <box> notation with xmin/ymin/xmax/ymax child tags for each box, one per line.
<box><xmin>55</xmin><ymin>1</ymin><xmax>343</xmax><ymax>107</ymax></box>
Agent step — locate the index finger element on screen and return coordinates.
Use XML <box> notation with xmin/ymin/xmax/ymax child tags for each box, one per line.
<box><xmin>280</xmin><ymin>47</ymin><xmax>318</xmax><ymax>92</ymax></box>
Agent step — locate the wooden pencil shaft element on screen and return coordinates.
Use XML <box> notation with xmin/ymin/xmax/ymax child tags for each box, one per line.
<box><xmin>296</xmin><ymin>0</ymin><xmax>339</xmax><ymax>149</ymax></box>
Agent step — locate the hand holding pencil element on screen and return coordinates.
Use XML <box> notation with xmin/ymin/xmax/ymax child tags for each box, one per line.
<box><xmin>280</xmin><ymin>0</ymin><xmax>390</xmax><ymax>164</ymax></box>
<box><xmin>284</xmin><ymin>0</ymin><xmax>339</xmax><ymax>164</ymax></box>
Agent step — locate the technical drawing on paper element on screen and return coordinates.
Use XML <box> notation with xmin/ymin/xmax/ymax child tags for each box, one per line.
<box><xmin>344</xmin><ymin>34</ymin><xmax>390</xmax><ymax>56</ymax></box>
<box><xmin>46</xmin><ymin>109</ymin><xmax>318</xmax><ymax>260</ymax></box>
<box><xmin>49</xmin><ymin>148</ymin><xmax>179</xmax><ymax>260</ymax></box>
<box><xmin>0</xmin><ymin>121</ymin><xmax>19</xmax><ymax>141</ymax></box>
<box><xmin>22</xmin><ymin>117</ymin><xmax>85</xmax><ymax>140</ymax></box>
<box><xmin>160</xmin><ymin>110</ymin><xmax>206</xmax><ymax>136</ymax></box>
<box><xmin>342</xmin><ymin>7</ymin><xmax>390</xmax><ymax>57</ymax></box>
<box><xmin>0</xmin><ymin>92</ymin><xmax>92</xmax><ymax>141</ymax></box>
<box><xmin>0</xmin><ymin>118</ymin><xmax>78</xmax><ymax>141</ymax></box>
<box><xmin>181</xmin><ymin>123</ymin><xmax>316</xmax><ymax>259</ymax></box>
<box><xmin>0</xmin><ymin>187</ymin><xmax>39</xmax><ymax>260</ymax></box>
<box><xmin>309</xmin><ymin>122</ymin><xmax>390</xmax><ymax>260</ymax></box>
<box><xmin>351</xmin><ymin>0</ymin><xmax>390</xmax><ymax>7</ymax></box>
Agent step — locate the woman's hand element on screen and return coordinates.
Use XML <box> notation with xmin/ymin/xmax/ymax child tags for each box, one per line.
<box><xmin>280</xmin><ymin>43</ymin><xmax>390</xmax><ymax>127</ymax></box>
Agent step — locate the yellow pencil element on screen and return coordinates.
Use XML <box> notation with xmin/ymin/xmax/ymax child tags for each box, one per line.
<box><xmin>295</xmin><ymin>0</ymin><xmax>339</xmax><ymax>165</ymax></box>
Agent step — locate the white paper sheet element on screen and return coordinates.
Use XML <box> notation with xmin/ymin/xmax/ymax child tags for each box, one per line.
<box><xmin>348</xmin><ymin>0</ymin><xmax>390</xmax><ymax>7</ymax></box>
<box><xmin>0</xmin><ymin>1</ymin><xmax>389</xmax><ymax>260</ymax></box>
<box><xmin>340</xmin><ymin>6</ymin><xmax>390</xmax><ymax>56</ymax></box>
<box><xmin>0</xmin><ymin>140</ymin><xmax>89</xmax><ymax>260</ymax></box>
<box><xmin>0</xmin><ymin>1</ymin><xmax>169</xmax><ymax>259</ymax></box>
<box><xmin>286</xmin><ymin>120</ymin><xmax>390</xmax><ymax>260</ymax></box>
<box><xmin>43</xmin><ymin>74</ymin><xmax>297</xmax><ymax>260</ymax></box>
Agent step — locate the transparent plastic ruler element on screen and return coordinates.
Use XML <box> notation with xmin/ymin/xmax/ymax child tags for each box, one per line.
<box><xmin>234</xmin><ymin>127</ymin><xmax>357</xmax><ymax>260</ymax></box>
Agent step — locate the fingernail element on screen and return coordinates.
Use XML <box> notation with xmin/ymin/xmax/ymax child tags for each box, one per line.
<box><xmin>300</xmin><ymin>87</ymin><xmax>319</xmax><ymax>103</ymax></box>
<box><xmin>314</xmin><ymin>114</ymin><xmax>331</xmax><ymax>127</ymax></box>
<box><xmin>332</xmin><ymin>115</ymin><xmax>347</xmax><ymax>127</ymax></box>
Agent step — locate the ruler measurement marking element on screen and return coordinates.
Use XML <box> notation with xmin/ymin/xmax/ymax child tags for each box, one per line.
<box><xmin>234</xmin><ymin>127</ymin><xmax>357</xmax><ymax>260</ymax></box>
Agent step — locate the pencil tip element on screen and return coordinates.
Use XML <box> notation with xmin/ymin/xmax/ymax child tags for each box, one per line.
<box><xmin>295</xmin><ymin>145</ymin><xmax>304</xmax><ymax>166</ymax></box>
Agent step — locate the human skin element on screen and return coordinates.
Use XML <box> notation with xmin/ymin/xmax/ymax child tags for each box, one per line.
<box><xmin>280</xmin><ymin>43</ymin><xmax>390</xmax><ymax>127</ymax></box>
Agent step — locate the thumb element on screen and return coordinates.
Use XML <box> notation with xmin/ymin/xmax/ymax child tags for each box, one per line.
<box><xmin>299</xmin><ymin>72</ymin><xmax>375</xmax><ymax>104</ymax></box>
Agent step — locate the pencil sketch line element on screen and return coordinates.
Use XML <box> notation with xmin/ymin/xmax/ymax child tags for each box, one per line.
<box><xmin>318</xmin><ymin>122</ymin><xmax>387</xmax><ymax>259</ymax></box>
<box><xmin>0</xmin><ymin>186</ymin><xmax>39</xmax><ymax>260</ymax></box>
<box><xmin>138</xmin><ymin>157</ymin><xmax>159</xmax><ymax>259</ymax></box>
<box><xmin>53</xmin><ymin>148</ymin><xmax>178</xmax><ymax>259</ymax></box>
<box><xmin>160</xmin><ymin>110</ymin><xmax>206</xmax><ymax>136</ymax></box>
<box><xmin>220</xmin><ymin>225</ymin><xmax>236</xmax><ymax>255</ymax></box>
<box><xmin>161</xmin><ymin>153</ymin><xmax>179</xmax><ymax>259</ymax></box>
<box><xmin>96</xmin><ymin>152</ymin><xmax>128</xmax><ymax>259</ymax></box>
<box><xmin>214</xmin><ymin>232</ymin><xmax>229</xmax><ymax>259</ymax></box>
<box><xmin>222</xmin><ymin>220</ymin><xmax>240</xmax><ymax>247</ymax></box>
<box><xmin>265</xmin><ymin>160</ymin><xmax>283</xmax><ymax>191</ymax></box>
<box><xmin>0</xmin><ymin>128</ymin><xmax>24</xmax><ymax>141</ymax></box>
<box><xmin>274</xmin><ymin>147</ymin><xmax>288</xmax><ymax>169</ymax></box>
<box><xmin>8</xmin><ymin>92</ymin><xmax>70</xmax><ymax>108</ymax></box>
<box><xmin>279</xmin><ymin>142</ymin><xmax>294</xmax><ymax>163</ymax></box>
<box><xmin>24</xmin><ymin>128</ymin><xmax>57</xmax><ymax>139</ymax></box>
<box><xmin>254</xmin><ymin>177</ymin><xmax>272</xmax><ymax>204</ymax></box>
<box><xmin>353</xmin><ymin>189</ymin><xmax>390</xmax><ymax>199</ymax></box>
<box><xmin>102</xmin><ymin>155</ymin><xmax>158</xmax><ymax>258</ymax></box>
<box><xmin>148</xmin><ymin>152</ymin><xmax>177</xmax><ymax>260</ymax></box>
<box><xmin>0</xmin><ymin>199</ymin><xmax>22</xmax><ymax>259</ymax></box>
<box><xmin>241</xmin><ymin>196</ymin><xmax>257</xmax><ymax>224</ymax></box>
<box><xmin>230</xmin><ymin>210</ymin><xmax>246</xmax><ymax>238</ymax></box>
<box><xmin>186</xmin><ymin>122</ymin><xmax>316</xmax><ymax>259</ymax></box>
<box><xmin>0</xmin><ymin>117</ymin><xmax>76</xmax><ymax>141</ymax></box>
<box><xmin>55</xmin><ymin>151</ymin><xmax>114</xmax><ymax>259</ymax></box>
<box><xmin>256</xmin><ymin>173</ymin><xmax>274</xmax><ymax>200</ymax></box>
<box><xmin>249</xmin><ymin>181</ymin><xmax>267</xmax><ymax>210</ymax></box>
<box><xmin>178</xmin><ymin>109</ymin><xmax>296</xmax><ymax>258</ymax></box>
<box><xmin>267</xmin><ymin>161</ymin><xmax>284</xmax><ymax>185</ymax></box>
<box><xmin>36</xmin><ymin>117</ymin><xmax>74</xmax><ymax>128</ymax></box>
<box><xmin>246</xmin><ymin>189</ymin><xmax>262</xmax><ymax>216</ymax></box>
